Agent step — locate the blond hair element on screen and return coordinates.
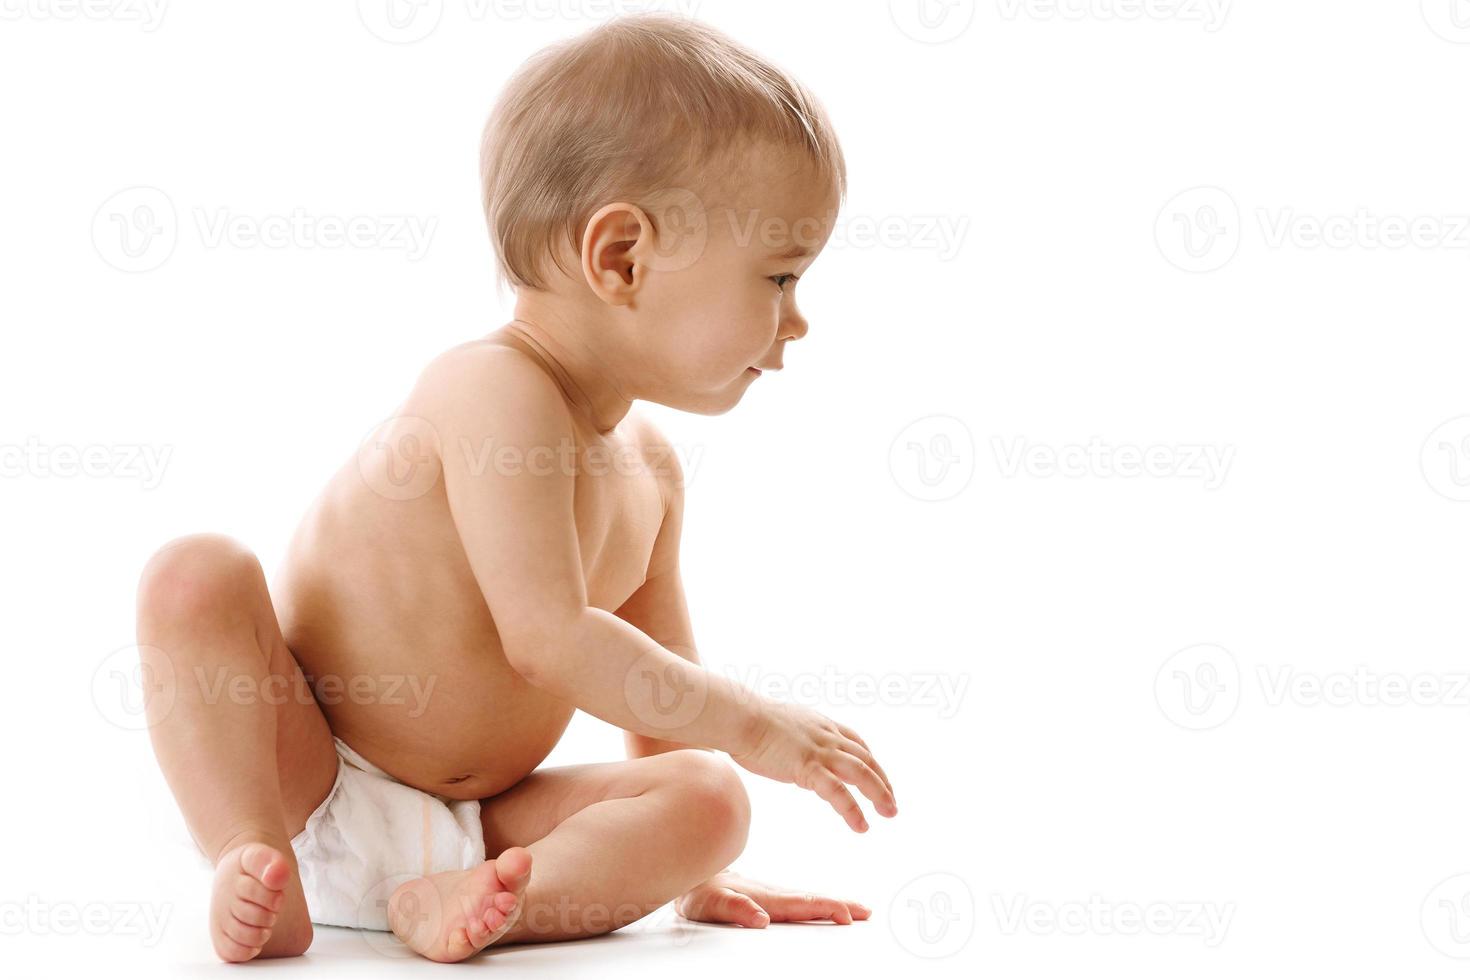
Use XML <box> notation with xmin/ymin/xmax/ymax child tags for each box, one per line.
<box><xmin>480</xmin><ymin>14</ymin><xmax>845</xmax><ymax>290</ymax></box>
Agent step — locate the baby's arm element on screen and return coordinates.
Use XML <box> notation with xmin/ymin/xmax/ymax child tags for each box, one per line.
<box><xmin>614</xmin><ymin>420</ymin><xmax>700</xmax><ymax>759</ymax></box>
<box><xmin>614</xmin><ymin>423</ymin><xmax>879</xmax><ymax>928</ymax></box>
<box><xmin>416</xmin><ymin>344</ymin><xmax>753</xmax><ymax>751</ymax></box>
<box><xmin>604</xmin><ymin>416</ymin><xmax>898</xmax><ymax>832</ymax></box>
<box><xmin>415</xmin><ymin>344</ymin><xmax>894</xmax><ymax>829</ymax></box>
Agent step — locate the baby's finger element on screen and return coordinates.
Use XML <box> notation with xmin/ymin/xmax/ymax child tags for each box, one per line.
<box><xmin>839</xmin><ymin>736</ymin><xmax>895</xmax><ymax>804</ymax></box>
<box><xmin>835</xmin><ymin>724</ymin><xmax>897</xmax><ymax>800</ymax></box>
<box><xmin>768</xmin><ymin>893</ymin><xmax>854</xmax><ymax>925</ymax></box>
<box><xmin>810</xmin><ymin>769</ymin><xmax>868</xmax><ymax>832</ymax></box>
<box><xmin>835</xmin><ymin>723</ymin><xmax>869</xmax><ymax>751</ymax></box>
<box><xmin>710</xmin><ymin>889</ymin><xmax>770</xmax><ymax>928</ymax></box>
<box><xmin>829</xmin><ymin>752</ymin><xmax>895</xmax><ymax>818</ymax></box>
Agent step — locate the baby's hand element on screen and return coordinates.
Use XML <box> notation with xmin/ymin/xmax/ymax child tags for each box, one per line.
<box><xmin>677</xmin><ymin>871</ymin><xmax>870</xmax><ymax>928</ymax></box>
<box><xmin>731</xmin><ymin>701</ymin><xmax>897</xmax><ymax>831</ymax></box>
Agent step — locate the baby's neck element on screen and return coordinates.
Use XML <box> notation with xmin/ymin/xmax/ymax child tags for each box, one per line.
<box><xmin>504</xmin><ymin>294</ymin><xmax>635</xmax><ymax>434</ymax></box>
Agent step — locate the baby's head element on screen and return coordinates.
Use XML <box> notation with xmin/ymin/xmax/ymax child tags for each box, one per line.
<box><xmin>481</xmin><ymin>15</ymin><xmax>844</xmax><ymax>414</ymax></box>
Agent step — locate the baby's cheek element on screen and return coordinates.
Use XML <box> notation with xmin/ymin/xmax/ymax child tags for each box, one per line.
<box><xmin>687</xmin><ymin>303</ymin><xmax>765</xmax><ymax>362</ymax></box>
<box><xmin>736</xmin><ymin>309</ymin><xmax>780</xmax><ymax>358</ymax></box>
<box><xmin>722</xmin><ymin>292</ymin><xmax>778</xmax><ymax>345</ymax></box>
<box><xmin>711</xmin><ymin>314</ymin><xmax>771</xmax><ymax>370</ymax></box>
<box><xmin>656</xmin><ymin>275</ymin><xmax>774</xmax><ymax>380</ymax></box>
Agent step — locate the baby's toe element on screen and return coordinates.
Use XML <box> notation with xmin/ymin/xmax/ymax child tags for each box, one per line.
<box><xmin>492</xmin><ymin>847</ymin><xmax>532</xmax><ymax>894</ymax></box>
<box><xmin>234</xmin><ymin>872</ymin><xmax>283</xmax><ymax>910</ymax></box>
<box><xmin>221</xmin><ymin>915</ymin><xmax>272</xmax><ymax>949</ymax></box>
<box><xmin>445</xmin><ymin>925</ymin><xmax>476</xmax><ymax>960</ymax></box>
<box><xmin>230</xmin><ymin>898</ymin><xmax>278</xmax><ymax>929</ymax></box>
<box><xmin>239</xmin><ymin>842</ymin><xmax>291</xmax><ymax>890</ymax></box>
<box><xmin>213</xmin><ymin>933</ymin><xmax>262</xmax><ymax>963</ymax></box>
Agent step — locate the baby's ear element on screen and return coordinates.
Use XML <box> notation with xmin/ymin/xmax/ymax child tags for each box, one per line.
<box><xmin>580</xmin><ymin>203</ymin><xmax>650</xmax><ymax>305</ymax></box>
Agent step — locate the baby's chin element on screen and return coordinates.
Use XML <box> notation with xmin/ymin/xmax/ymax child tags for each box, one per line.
<box><xmin>653</xmin><ymin>372</ymin><xmax>760</xmax><ymax>416</ymax></box>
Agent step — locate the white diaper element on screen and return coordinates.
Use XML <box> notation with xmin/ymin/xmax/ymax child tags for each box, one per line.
<box><xmin>289</xmin><ymin>737</ymin><xmax>485</xmax><ymax>931</ymax></box>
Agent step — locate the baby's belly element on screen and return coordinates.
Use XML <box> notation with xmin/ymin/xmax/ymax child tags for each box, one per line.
<box><xmin>277</xmin><ymin>552</ymin><xmax>576</xmax><ymax>800</ymax></box>
<box><xmin>308</xmin><ymin>650</ymin><xmax>575</xmax><ymax>801</ymax></box>
<box><xmin>275</xmin><ymin>464</ymin><xmax>614</xmax><ymax>801</ymax></box>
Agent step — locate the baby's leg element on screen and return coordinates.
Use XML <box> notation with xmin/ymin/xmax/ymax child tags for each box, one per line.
<box><xmin>387</xmin><ymin>750</ymin><xmax>749</xmax><ymax>960</ymax></box>
<box><xmin>135</xmin><ymin>534</ymin><xmax>339</xmax><ymax>961</ymax></box>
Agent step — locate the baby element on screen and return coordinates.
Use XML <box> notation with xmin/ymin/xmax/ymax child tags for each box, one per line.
<box><xmin>134</xmin><ymin>14</ymin><xmax>896</xmax><ymax>964</ymax></box>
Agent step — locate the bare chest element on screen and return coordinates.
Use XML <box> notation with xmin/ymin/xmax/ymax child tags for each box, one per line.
<box><xmin>570</xmin><ymin>442</ymin><xmax>665</xmax><ymax>610</ymax></box>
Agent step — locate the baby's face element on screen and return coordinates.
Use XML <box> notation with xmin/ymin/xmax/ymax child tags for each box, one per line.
<box><xmin>631</xmin><ymin>148</ymin><xmax>839</xmax><ymax>415</ymax></box>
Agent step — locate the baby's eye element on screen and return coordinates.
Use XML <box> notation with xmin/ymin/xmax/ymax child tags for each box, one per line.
<box><xmin>770</xmin><ymin>273</ymin><xmax>798</xmax><ymax>292</ymax></box>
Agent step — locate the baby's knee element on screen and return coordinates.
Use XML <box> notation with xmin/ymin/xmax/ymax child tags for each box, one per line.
<box><xmin>660</xmin><ymin>751</ymin><xmax>751</xmax><ymax>859</ymax></box>
<box><xmin>137</xmin><ymin>533</ymin><xmax>264</xmax><ymax>627</ymax></box>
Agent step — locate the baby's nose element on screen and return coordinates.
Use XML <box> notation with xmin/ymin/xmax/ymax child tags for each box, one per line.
<box><xmin>781</xmin><ymin>306</ymin><xmax>809</xmax><ymax>342</ymax></box>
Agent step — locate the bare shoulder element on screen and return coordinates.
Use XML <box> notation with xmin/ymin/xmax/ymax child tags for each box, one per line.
<box><xmin>407</xmin><ymin>338</ymin><xmax>575</xmax><ymax>437</ymax></box>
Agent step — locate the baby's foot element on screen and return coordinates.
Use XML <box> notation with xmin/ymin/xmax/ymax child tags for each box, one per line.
<box><xmin>210</xmin><ymin>841</ymin><xmax>310</xmax><ymax>961</ymax></box>
<box><xmin>387</xmin><ymin>847</ymin><xmax>533</xmax><ymax>963</ymax></box>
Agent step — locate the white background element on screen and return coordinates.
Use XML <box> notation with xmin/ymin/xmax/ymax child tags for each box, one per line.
<box><xmin>3</xmin><ymin>0</ymin><xmax>1470</xmax><ymax>976</ymax></box>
